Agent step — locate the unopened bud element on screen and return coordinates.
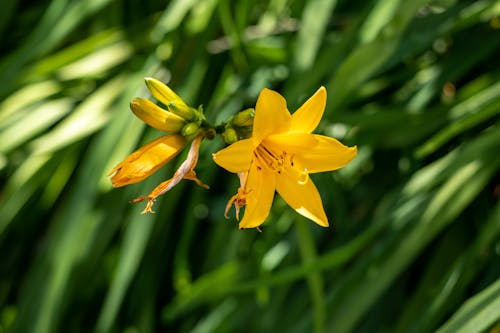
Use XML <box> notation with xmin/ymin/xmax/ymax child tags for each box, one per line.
<box><xmin>144</xmin><ymin>77</ymin><xmax>196</xmax><ymax>121</ymax></box>
<box><xmin>232</xmin><ymin>108</ymin><xmax>254</xmax><ymax>127</ymax></box>
<box><xmin>130</xmin><ymin>98</ymin><xmax>186</xmax><ymax>133</ymax></box>
<box><xmin>167</xmin><ymin>102</ymin><xmax>196</xmax><ymax>121</ymax></box>
<box><xmin>222</xmin><ymin>127</ymin><xmax>238</xmax><ymax>144</ymax></box>
<box><xmin>181</xmin><ymin>122</ymin><xmax>200</xmax><ymax>138</ymax></box>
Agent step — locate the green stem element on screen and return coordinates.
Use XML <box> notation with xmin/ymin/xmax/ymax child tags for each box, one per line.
<box><xmin>295</xmin><ymin>219</ymin><xmax>326</xmax><ymax>333</ymax></box>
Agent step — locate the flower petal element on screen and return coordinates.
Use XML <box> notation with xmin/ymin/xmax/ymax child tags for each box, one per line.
<box><xmin>239</xmin><ymin>161</ymin><xmax>276</xmax><ymax>228</ymax></box>
<box><xmin>265</xmin><ymin>132</ymin><xmax>318</xmax><ymax>152</ymax></box>
<box><xmin>295</xmin><ymin>135</ymin><xmax>357</xmax><ymax>173</ymax></box>
<box><xmin>253</xmin><ymin>88</ymin><xmax>291</xmax><ymax>140</ymax></box>
<box><xmin>290</xmin><ymin>86</ymin><xmax>326</xmax><ymax>133</ymax></box>
<box><xmin>276</xmin><ymin>167</ymin><xmax>328</xmax><ymax>227</ymax></box>
<box><xmin>212</xmin><ymin>138</ymin><xmax>256</xmax><ymax>173</ymax></box>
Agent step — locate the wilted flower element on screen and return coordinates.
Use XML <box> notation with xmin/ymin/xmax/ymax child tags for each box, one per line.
<box><xmin>108</xmin><ymin>134</ymin><xmax>186</xmax><ymax>187</ymax></box>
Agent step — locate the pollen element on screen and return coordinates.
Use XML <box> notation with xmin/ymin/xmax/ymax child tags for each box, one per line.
<box><xmin>255</xmin><ymin>145</ymin><xmax>301</xmax><ymax>178</ymax></box>
<box><xmin>255</xmin><ymin>145</ymin><xmax>285</xmax><ymax>174</ymax></box>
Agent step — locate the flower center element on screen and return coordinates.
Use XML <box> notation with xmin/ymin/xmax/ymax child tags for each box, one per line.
<box><xmin>254</xmin><ymin>144</ymin><xmax>287</xmax><ymax>173</ymax></box>
<box><xmin>254</xmin><ymin>144</ymin><xmax>309</xmax><ymax>184</ymax></box>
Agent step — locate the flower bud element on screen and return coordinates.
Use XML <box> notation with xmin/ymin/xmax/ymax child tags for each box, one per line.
<box><xmin>130</xmin><ymin>98</ymin><xmax>186</xmax><ymax>133</ymax></box>
<box><xmin>222</xmin><ymin>127</ymin><xmax>238</xmax><ymax>144</ymax></box>
<box><xmin>181</xmin><ymin>122</ymin><xmax>200</xmax><ymax>138</ymax></box>
<box><xmin>144</xmin><ymin>77</ymin><xmax>195</xmax><ymax>121</ymax></box>
<box><xmin>232</xmin><ymin>108</ymin><xmax>254</xmax><ymax>127</ymax></box>
<box><xmin>167</xmin><ymin>102</ymin><xmax>197</xmax><ymax>121</ymax></box>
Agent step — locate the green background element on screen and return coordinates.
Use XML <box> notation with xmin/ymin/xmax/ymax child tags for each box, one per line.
<box><xmin>1</xmin><ymin>0</ymin><xmax>500</xmax><ymax>332</ymax></box>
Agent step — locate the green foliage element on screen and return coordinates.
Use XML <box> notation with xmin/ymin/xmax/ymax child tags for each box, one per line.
<box><xmin>1</xmin><ymin>0</ymin><xmax>499</xmax><ymax>332</ymax></box>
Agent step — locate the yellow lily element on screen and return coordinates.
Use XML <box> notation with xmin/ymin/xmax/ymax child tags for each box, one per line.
<box><xmin>213</xmin><ymin>87</ymin><xmax>357</xmax><ymax>229</ymax></box>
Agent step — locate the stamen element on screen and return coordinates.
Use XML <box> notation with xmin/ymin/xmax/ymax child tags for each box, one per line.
<box><xmin>255</xmin><ymin>144</ymin><xmax>291</xmax><ymax>174</ymax></box>
<box><xmin>225</xmin><ymin>171</ymin><xmax>252</xmax><ymax>220</ymax></box>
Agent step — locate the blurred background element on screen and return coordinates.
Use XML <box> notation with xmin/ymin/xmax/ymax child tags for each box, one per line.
<box><xmin>1</xmin><ymin>0</ymin><xmax>500</xmax><ymax>332</ymax></box>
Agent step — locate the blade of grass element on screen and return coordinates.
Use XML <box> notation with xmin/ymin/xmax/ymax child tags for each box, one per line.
<box><xmin>435</xmin><ymin>276</ymin><xmax>500</xmax><ymax>333</ymax></box>
<box><xmin>324</xmin><ymin>128</ymin><xmax>500</xmax><ymax>332</ymax></box>
<box><xmin>292</xmin><ymin>0</ymin><xmax>338</xmax><ymax>72</ymax></box>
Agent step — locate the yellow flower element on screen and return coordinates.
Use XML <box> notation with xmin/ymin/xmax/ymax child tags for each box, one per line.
<box><xmin>213</xmin><ymin>87</ymin><xmax>357</xmax><ymax>229</ymax></box>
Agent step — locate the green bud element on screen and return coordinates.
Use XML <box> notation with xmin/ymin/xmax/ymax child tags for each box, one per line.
<box><xmin>167</xmin><ymin>102</ymin><xmax>196</xmax><ymax>121</ymax></box>
<box><xmin>181</xmin><ymin>122</ymin><xmax>200</xmax><ymax>138</ymax></box>
<box><xmin>232</xmin><ymin>108</ymin><xmax>255</xmax><ymax>127</ymax></box>
<box><xmin>222</xmin><ymin>127</ymin><xmax>238</xmax><ymax>144</ymax></box>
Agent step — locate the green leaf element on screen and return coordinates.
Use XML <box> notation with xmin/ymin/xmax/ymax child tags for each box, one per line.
<box><xmin>435</xmin><ymin>276</ymin><xmax>500</xmax><ymax>333</ymax></box>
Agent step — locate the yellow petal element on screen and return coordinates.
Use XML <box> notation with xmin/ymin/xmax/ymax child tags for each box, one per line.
<box><xmin>265</xmin><ymin>132</ymin><xmax>318</xmax><ymax>152</ymax></box>
<box><xmin>295</xmin><ymin>135</ymin><xmax>357</xmax><ymax>173</ymax></box>
<box><xmin>253</xmin><ymin>88</ymin><xmax>291</xmax><ymax>140</ymax></box>
<box><xmin>212</xmin><ymin>138</ymin><xmax>257</xmax><ymax>173</ymax></box>
<box><xmin>239</xmin><ymin>161</ymin><xmax>276</xmax><ymax>229</ymax></box>
<box><xmin>275</xmin><ymin>167</ymin><xmax>328</xmax><ymax>227</ymax></box>
<box><xmin>267</xmin><ymin>133</ymin><xmax>356</xmax><ymax>173</ymax></box>
<box><xmin>130</xmin><ymin>98</ymin><xmax>186</xmax><ymax>133</ymax></box>
<box><xmin>290</xmin><ymin>86</ymin><xmax>326</xmax><ymax>133</ymax></box>
<box><xmin>108</xmin><ymin>134</ymin><xmax>186</xmax><ymax>187</ymax></box>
